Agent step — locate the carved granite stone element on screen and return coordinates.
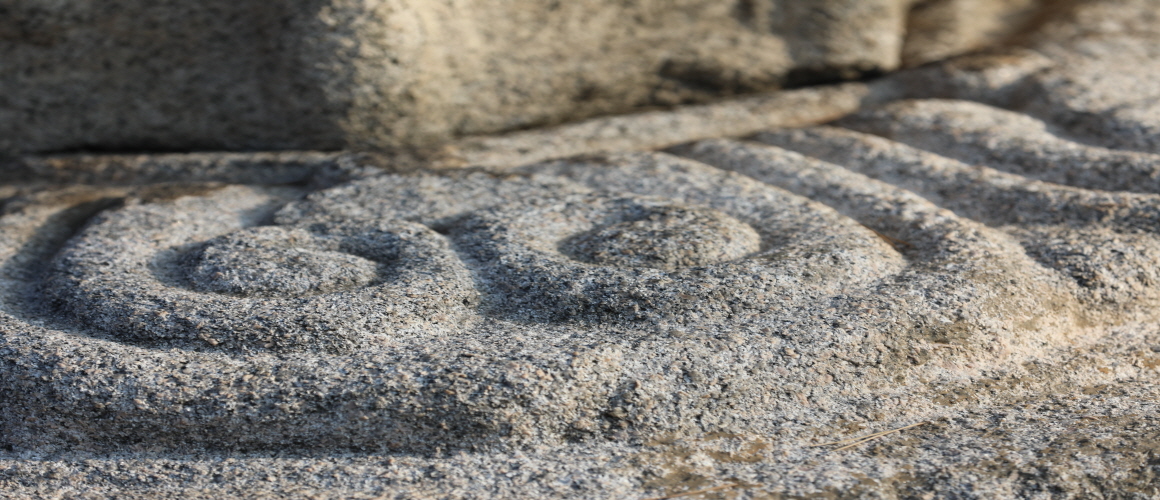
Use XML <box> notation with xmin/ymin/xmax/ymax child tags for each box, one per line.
<box><xmin>4</xmin><ymin>0</ymin><xmax>1160</xmax><ymax>498</ymax></box>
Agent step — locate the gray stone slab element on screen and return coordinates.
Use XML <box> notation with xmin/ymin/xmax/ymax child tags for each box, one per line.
<box><xmin>0</xmin><ymin>0</ymin><xmax>1048</xmax><ymax>154</ymax></box>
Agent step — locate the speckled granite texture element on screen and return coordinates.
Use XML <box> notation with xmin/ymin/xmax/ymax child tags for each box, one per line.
<box><xmin>4</xmin><ymin>0</ymin><xmax>1160</xmax><ymax>498</ymax></box>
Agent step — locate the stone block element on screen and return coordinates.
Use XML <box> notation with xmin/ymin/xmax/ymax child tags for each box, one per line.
<box><xmin>1</xmin><ymin>0</ymin><xmax>1044</xmax><ymax>154</ymax></box>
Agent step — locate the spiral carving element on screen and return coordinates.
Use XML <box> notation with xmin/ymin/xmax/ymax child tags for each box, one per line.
<box><xmin>3</xmin><ymin>99</ymin><xmax>1159</xmax><ymax>453</ymax></box>
<box><xmin>46</xmin><ymin>186</ymin><xmax>479</xmax><ymax>353</ymax></box>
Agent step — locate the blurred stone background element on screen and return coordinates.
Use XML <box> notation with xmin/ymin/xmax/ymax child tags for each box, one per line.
<box><xmin>1</xmin><ymin>0</ymin><xmax>1050</xmax><ymax>155</ymax></box>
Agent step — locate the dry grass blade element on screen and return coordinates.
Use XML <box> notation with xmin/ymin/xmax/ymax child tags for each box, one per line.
<box><xmin>811</xmin><ymin>421</ymin><xmax>930</xmax><ymax>448</ymax></box>
<box><xmin>828</xmin><ymin>421</ymin><xmax>929</xmax><ymax>452</ymax></box>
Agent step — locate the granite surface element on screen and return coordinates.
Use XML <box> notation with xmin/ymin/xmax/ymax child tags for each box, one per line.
<box><xmin>1</xmin><ymin>0</ymin><xmax>1049</xmax><ymax>154</ymax></box>
<box><xmin>4</xmin><ymin>0</ymin><xmax>1160</xmax><ymax>498</ymax></box>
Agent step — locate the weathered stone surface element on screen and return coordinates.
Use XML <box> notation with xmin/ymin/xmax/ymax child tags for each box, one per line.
<box><xmin>4</xmin><ymin>1</ymin><xmax>1160</xmax><ymax>498</ymax></box>
<box><xmin>1</xmin><ymin>0</ymin><xmax>1049</xmax><ymax>155</ymax></box>
<box><xmin>886</xmin><ymin>0</ymin><xmax>1160</xmax><ymax>154</ymax></box>
<box><xmin>898</xmin><ymin>0</ymin><xmax>1043</xmax><ymax>66</ymax></box>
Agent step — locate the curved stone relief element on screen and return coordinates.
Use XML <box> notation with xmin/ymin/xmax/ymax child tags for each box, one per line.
<box><xmin>836</xmin><ymin>99</ymin><xmax>1160</xmax><ymax>194</ymax></box>
<box><xmin>744</xmin><ymin>101</ymin><xmax>1160</xmax><ymax>319</ymax></box>
<box><xmin>1</xmin><ymin>103</ymin><xmax>1160</xmax><ymax>500</ymax></box>
<box><xmin>3</xmin><ymin>51</ymin><xmax>1160</xmax><ymax>459</ymax></box>
<box><xmin>4</xmin><ymin>2</ymin><xmax>1160</xmax><ymax>495</ymax></box>
<box><xmin>452</xmin><ymin>161</ymin><xmax>904</xmax><ymax>324</ymax></box>
<box><xmin>46</xmin><ymin>186</ymin><xmax>479</xmax><ymax>353</ymax></box>
<box><xmin>5</xmin><ymin>131</ymin><xmax>1142</xmax><ymax>454</ymax></box>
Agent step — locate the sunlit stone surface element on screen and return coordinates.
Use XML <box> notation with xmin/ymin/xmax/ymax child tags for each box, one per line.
<box><xmin>3</xmin><ymin>1</ymin><xmax>1160</xmax><ymax>498</ymax></box>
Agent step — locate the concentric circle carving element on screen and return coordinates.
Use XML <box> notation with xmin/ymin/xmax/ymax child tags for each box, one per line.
<box><xmin>185</xmin><ymin>226</ymin><xmax>380</xmax><ymax>297</ymax></box>
<box><xmin>4</xmin><ymin>133</ymin><xmax>1153</xmax><ymax>454</ymax></box>
<box><xmin>47</xmin><ymin>186</ymin><xmax>479</xmax><ymax>353</ymax></box>
<box><xmin>454</xmin><ymin>188</ymin><xmax>901</xmax><ymax>322</ymax></box>
<box><xmin>559</xmin><ymin>199</ymin><xmax>761</xmax><ymax>269</ymax></box>
<box><xmin>279</xmin><ymin>154</ymin><xmax>906</xmax><ymax>323</ymax></box>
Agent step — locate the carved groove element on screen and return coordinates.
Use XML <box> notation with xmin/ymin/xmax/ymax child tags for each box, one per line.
<box><xmin>1</xmin><ymin>100</ymin><xmax>1157</xmax><ymax>454</ymax></box>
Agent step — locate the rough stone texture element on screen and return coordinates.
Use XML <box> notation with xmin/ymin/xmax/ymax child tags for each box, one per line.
<box><xmin>884</xmin><ymin>0</ymin><xmax>1160</xmax><ymax>154</ymax></box>
<box><xmin>1</xmin><ymin>0</ymin><xmax>1051</xmax><ymax>155</ymax></box>
<box><xmin>47</xmin><ymin>191</ymin><xmax>480</xmax><ymax>353</ymax></box>
<box><xmin>5</xmin><ymin>0</ymin><xmax>1160</xmax><ymax>498</ymax></box>
<box><xmin>898</xmin><ymin>0</ymin><xmax>1044</xmax><ymax>66</ymax></box>
<box><xmin>837</xmin><ymin>99</ymin><xmax>1160</xmax><ymax>194</ymax></box>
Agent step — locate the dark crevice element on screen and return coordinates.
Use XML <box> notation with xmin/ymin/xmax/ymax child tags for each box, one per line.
<box><xmin>784</xmin><ymin>67</ymin><xmax>886</xmax><ymax>89</ymax></box>
<box><xmin>2</xmin><ymin>196</ymin><xmax>125</xmax><ymax>322</ymax></box>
